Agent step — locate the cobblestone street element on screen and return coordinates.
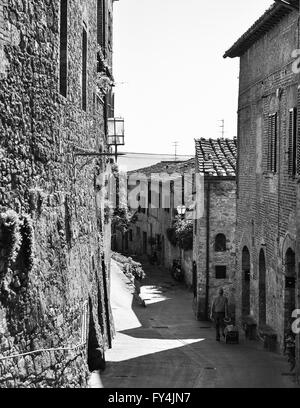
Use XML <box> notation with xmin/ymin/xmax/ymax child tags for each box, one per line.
<box><xmin>98</xmin><ymin>260</ymin><xmax>299</xmax><ymax>388</ymax></box>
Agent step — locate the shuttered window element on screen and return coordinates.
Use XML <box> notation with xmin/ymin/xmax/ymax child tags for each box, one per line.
<box><xmin>97</xmin><ymin>0</ymin><xmax>105</xmax><ymax>47</ymax></box>
<box><xmin>59</xmin><ymin>0</ymin><xmax>68</xmax><ymax>97</ymax></box>
<box><xmin>288</xmin><ymin>108</ymin><xmax>297</xmax><ymax>177</ymax></box>
<box><xmin>297</xmin><ymin>88</ymin><xmax>300</xmax><ymax>175</ymax></box>
<box><xmin>267</xmin><ymin>113</ymin><xmax>277</xmax><ymax>173</ymax></box>
<box><xmin>82</xmin><ymin>27</ymin><xmax>87</xmax><ymax>112</ymax></box>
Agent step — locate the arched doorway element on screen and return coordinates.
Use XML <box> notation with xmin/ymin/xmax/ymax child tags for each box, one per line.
<box><xmin>284</xmin><ymin>248</ymin><xmax>296</xmax><ymax>332</ymax></box>
<box><xmin>242</xmin><ymin>246</ymin><xmax>251</xmax><ymax>316</ymax></box>
<box><xmin>259</xmin><ymin>249</ymin><xmax>267</xmax><ymax>326</ymax></box>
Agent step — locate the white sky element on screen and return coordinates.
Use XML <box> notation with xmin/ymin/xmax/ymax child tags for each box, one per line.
<box><xmin>113</xmin><ymin>0</ymin><xmax>272</xmax><ymax>156</ymax></box>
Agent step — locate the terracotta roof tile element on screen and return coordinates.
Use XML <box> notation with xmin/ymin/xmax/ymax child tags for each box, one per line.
<box><xmin>128</xmin><ymin>158</ymin><xmax>195</xmax><ymax>176</ymax></box>
<box><xmin>195</xmin><ymin>138</ymin><xmax>237</xmax><ymax>177</ymax></box>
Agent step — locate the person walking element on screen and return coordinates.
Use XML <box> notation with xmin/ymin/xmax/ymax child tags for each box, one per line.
<box><xmin>210</xmin><ymin>288</ymin><xmax>228</xmax><ymax>341</ymax></box>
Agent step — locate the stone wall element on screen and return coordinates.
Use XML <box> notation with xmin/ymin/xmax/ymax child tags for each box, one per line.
<box><xmin>0</xmin><ymin>0</ymin><xmax>114</xmax><ymax>387</ymax></box>
<box><xmin>194</xmin><ymin>178</ymin><xmax>236</xmax><ymax>320</ymax></box>
<box><xmin>236</xmin><ymin>9</ymin><xmax>299</xmax><ymax>348</ymax></box>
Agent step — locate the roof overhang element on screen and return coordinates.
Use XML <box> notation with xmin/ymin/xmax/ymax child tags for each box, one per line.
<box><xmin>223</xmin><ymin>1</ymin><xmax>299</xmax><ymax>59</ymax></box>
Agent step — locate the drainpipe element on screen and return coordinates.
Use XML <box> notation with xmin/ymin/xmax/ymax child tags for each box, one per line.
<box><xmin>205</xmin><ymin>180</ymin><xmax>211</xmax><ymax>320</ymax></box>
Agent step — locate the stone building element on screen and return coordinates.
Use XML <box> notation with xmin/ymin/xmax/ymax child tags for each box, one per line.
<box><xmin>115</xmin><ymin>159</ymin><xmax>196</xmax><ymax>286</ymax></box>
<box><xmin>0</xmin><ymin>0</ymin><xmax>116</xmax><ymax>387</ymax></box>
<box><xmin>224</xmin><ymin>0</ymin><xmax>299</xmax><ymax>363</ymax></box>
<box><xmin>193</xmin><ymin>138</ymin><xmax>237</xmax><ymax>321</ymax></box>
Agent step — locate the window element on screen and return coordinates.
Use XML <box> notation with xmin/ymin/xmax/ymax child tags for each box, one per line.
<box><xmin>215</xmin><ymin>266</ymin><xmax>227</xmax><ymax>279</ymax></box>
<box><xmin>108</xmin><ymin>10</ymin><xmax>113</xmax><ymax>51</ymax></box>
<box><xmin>82</xmin><ymin>27</ymin><xmax>87</xmax><ymax>111</ymax></box>
<box><xmin>97</xmin><ymin>0</ymin><xmax>105</xmax><ymax>47</ymax></box>
<box><xmin>59</xmin><ymin>0</ymin><xmax>68</xmax><ymax>97</ymax></box>
<box><xmin>297</xmin><ymin>87</ymin><xmax>300</xmax><ymax>176</ymax></box>
<box><xmin>215</xmin><ymin>234</ymin><xmax>226</xmax><ymax>252</ymax></box>
<box><xmin>288</xmin><ymin>108</ymin><xmax>297</xmax><ymax>176</ymax></box>
<box><xmin>267</xmin><ymin>113</ymin><xmax>277</xmax><ymax>173</ymax></box>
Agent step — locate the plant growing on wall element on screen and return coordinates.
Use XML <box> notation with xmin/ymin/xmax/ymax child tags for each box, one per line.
<box><xmin>166</xmin><ymin>226</ymin><xmax>177</xmax><ymax>247</ymax></box>
<box><xmin>111</xmin><ymin>207</ymin><xmax>137</xmax><ymax>233</ymax></box>
<box><xmin>111</xmin><ymin>163</ymin><xmax>138</xmax><ymax>233</ymax></box>
<box><xmin>96</xmin><ymin>72</ymin><xmax>114</xmax><ymax>96</ymax></box>
<box><xmin>104</xmin><ymin>200</ymin><xmax>114</xmax><ymax>225</ymax></box>
<box><xmin>176</xmin><ymin>218</ymin><xmax>193</xmax><ymax>251</ymax></box>
<box><xmin>166</xmin><ymin>216</ymin><xmax>193</xmax><ymax>251</ymax></box>
<box><xmin>0</xmin><ymin>210</ymin><xmax>22</xmax><ymax>274</ymax></box>
<box><xmin>0</xmin><ymin>210</ymin><xmax>35</xmax><ymax>283</ymax></box>
<box><xmin>123</xmin><ymin>257</ymin><xmax>146</xmax><ymax>282</ymax></box>
<box><xmin>96</xmin><ymin>46</ymin><xmax>114</xmax><ymax>96</ymax></box>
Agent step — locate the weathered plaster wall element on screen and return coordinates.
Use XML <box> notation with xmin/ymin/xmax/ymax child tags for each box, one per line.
<box><xmin>0</xmin><ymin>0</ymin><xmax>113</xmax><ymax>388</ymax></box>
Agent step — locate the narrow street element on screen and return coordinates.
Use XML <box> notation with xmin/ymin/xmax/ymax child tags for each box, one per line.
<box><xmin>100</xmin><ymin>260</ymin><xmax>298</xmax><ymax>389</ymax></box>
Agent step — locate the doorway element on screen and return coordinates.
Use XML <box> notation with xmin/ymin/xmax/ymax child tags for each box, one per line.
<box><xmin>259</xmin><ymin>249</ymin><xmax>267</xmax><ymax>326</ymax></box>
<box><xmin>242</xmin><ymin>246</ymin><xmax>251</xmax><ymax>316</ymax></box>
<box><xmin>284</xmin><ymin>248</ymin><xmax>296</xmax><ymax>332</ymax></box>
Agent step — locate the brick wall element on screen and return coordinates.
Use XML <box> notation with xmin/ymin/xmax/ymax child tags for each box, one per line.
<box><xmin>236</xmin><ymin>9</ymin><xmax>299</xmax><ymax>349</ymax></box>
<box><xmin>0</xmin><ymin>0</ymin><xmax>114</xmax><ymax>388</ymax></box>
<box><xmin>194</xmin><ymin>178</ymin><xmax>236</xmax><ymax>320</ymax></box>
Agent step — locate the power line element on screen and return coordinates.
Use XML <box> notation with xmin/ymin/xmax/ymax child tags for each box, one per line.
<box><xmin>116</xmin><ymin>153</ymin><xmax>194</xmax><ymax>160</ymax></box>
<box><xmin>119</xmin><ymin>151</ymin><xmax>192</xmax><ymax>157</ymax></box>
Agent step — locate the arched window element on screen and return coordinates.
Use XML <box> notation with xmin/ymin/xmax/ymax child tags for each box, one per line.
<box><xmin>215</xmin><ymin>234</ymin><xmax>226</xmax><ymax>252</ymax></box>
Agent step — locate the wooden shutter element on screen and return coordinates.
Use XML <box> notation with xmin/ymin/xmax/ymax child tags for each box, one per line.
<box><xmin>272</xmin><ymin>113</ymin><xmax>277</xmax><ymax>173</ymax></box>
<box><xmin>297</xmin><ymin>88</ymin><xmax>300</xmax><ymax>175</ymax></box>
<box><xmin>97</xmin><ymin>0</ymin><xmax>104</xmax><ymax>46</ymax></box>
<box><xmin>288</xmin><ymin>108</ymin><xmax>297</xmax><ymax>176</ymax></box>
<box><xmin>267</xmin><ymin>113</ymin><xmax>277</xmax><ymax>172</ymax></box>
<box><xmin>59</xmin><ymin>0</ymin><xmax>68</xmax><ymax>97</ymax></box>
<box><xmin>267</xmin><ymin>115</ymin><xmax>272</xmax><ymax>171</ymax></box>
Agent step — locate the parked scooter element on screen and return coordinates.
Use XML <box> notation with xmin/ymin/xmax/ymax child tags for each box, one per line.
<box><xmin>171</xmin><ymin>259</ymin><xmax>184</xmax><ymax>282</ymax></box>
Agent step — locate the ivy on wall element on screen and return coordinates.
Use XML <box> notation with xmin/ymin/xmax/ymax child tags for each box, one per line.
<box><xmin>0</xmin><ymin>210</ymin><xmax>35</xmax><ymax>287</ymax></box>
<box><xmin>166</xmin><ymin>216</ymin><xmax>193</xmax><ymax>251</ymax></box>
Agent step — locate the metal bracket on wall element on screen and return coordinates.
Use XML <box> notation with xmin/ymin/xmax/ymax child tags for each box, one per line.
<box><xmin>72</xmin><ymin>147</ymin><xmax>125</xmax><ymax>172</ymax></box>
<box><xmin>274</xmin><ymin>0</ymin><xmax>299</xmax><ymax>11</ymax></box>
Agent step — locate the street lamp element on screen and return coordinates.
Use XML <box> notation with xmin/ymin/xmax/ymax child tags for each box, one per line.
<box><xmin>107</xmin><ymin>117</ymin><xmax>125</xmax><ymax>162</ymax></box>
<box><xmin>177</xmin><ymin>205</ymin><xmax>186</xmax><ymax>219</ymax></box>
